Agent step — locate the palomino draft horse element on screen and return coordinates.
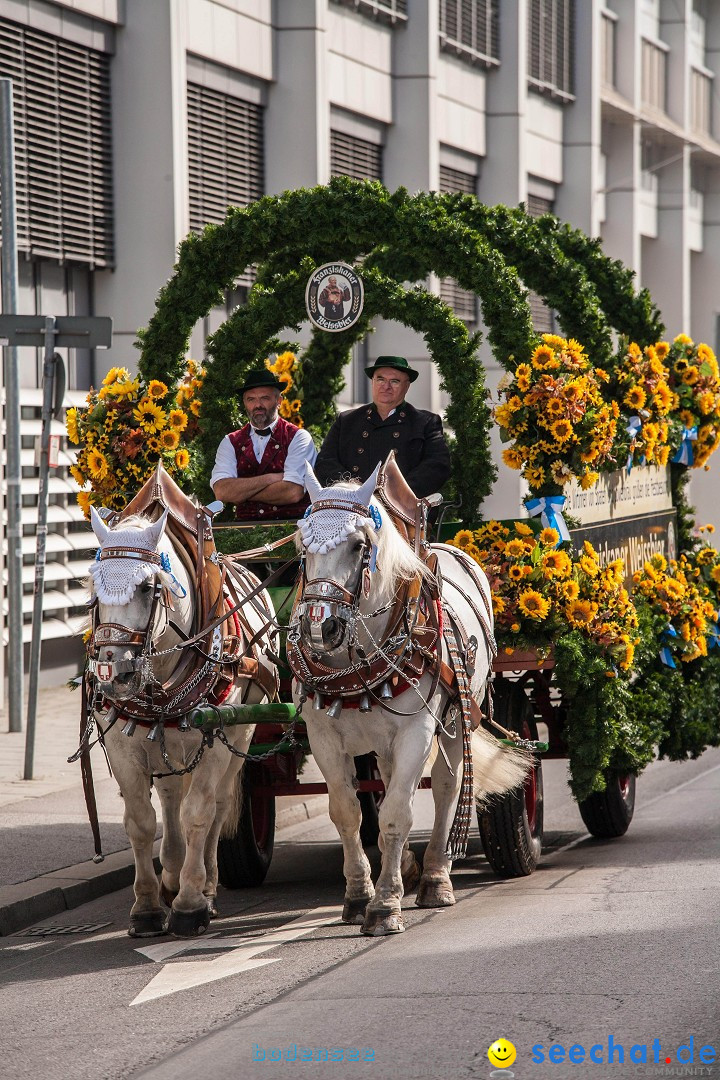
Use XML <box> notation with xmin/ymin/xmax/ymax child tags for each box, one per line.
<box><xmin>288</xmin><ymin>457</ymin><xmax>530</xmax><ymax>936</ymax></box>
<box><xmin>84</xmin><ymin>467</ymin><xmax>277</xmax><ymax>937</ymax></box>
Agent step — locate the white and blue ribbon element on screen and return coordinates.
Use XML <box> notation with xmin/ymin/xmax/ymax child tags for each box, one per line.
<box><xmin>672</xmin><ymin>426</ymin><xmax>698</xmax><ymax>466</ymax></box>
<box><xmin>626</xmin><ymin>415</ymin><xmax>642</xmax><ymax>473</ymax></box>
<box><xmin>369</xmin><ymin>504</ymin><xmax>382</xmax><ymax>572</ymax></box>
<box><xmin>525</xmin><ymin>495</ymin><xmax>570</xmax><ymax>545</ymax></box>
<box><xmin>707</xmin><ymin>621</ymin><xmax>720</xmax><ymax>651</ymax></box>
<box><xmin>660</xmin><ymin>623</ymin><xmax>677</xmax><ymax>668</ymax></box>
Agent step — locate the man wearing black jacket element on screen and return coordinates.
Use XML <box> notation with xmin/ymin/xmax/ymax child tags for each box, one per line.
<box><xmin>315</xmin><ymin>356</ymin><xmax>451</xmax><ymax>498</ymax></box>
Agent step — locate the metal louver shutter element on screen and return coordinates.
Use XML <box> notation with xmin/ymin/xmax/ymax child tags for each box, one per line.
<box><xmin>439</xmin><ymin>165</ymin><xmax>477</xmax><ymax>324</ymax></box>
<box><xmin>527</xmin><ymin>0</ymin><xmax>574</xmax><ymax>101</ymax></box>
<box><xmin>526</xmin><ymin>192</ymin><xmax>554</xmax><ymax>333</ymax></box>
<box><xmin>439</xmin><ymin>0</ymin><xmax>500</xmax><ymax>66</ymax></box>
<box><xmin>187</xmin><ymin>83</ymin><xmax>264</xmax><ymax>228</ymax></box>
<box><xmin>0</xmin><ymin>19</ymin><xmax>113</xmax><ymax>269</ymax></box>
<box><xmin>331</xmin><ymin>0</ymin><xmax>408</xmax><ymax>24</ymax></box>
<box><xmin>330</xmin><ymin>131</ymin><xmax>383</xmax><ymax>182</ymax></box>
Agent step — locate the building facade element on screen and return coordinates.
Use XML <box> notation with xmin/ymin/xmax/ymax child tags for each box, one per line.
<box><xmin>2</xmin><ymin>0</ymin><xmax>720</xmax><ymax>686</ymax></box>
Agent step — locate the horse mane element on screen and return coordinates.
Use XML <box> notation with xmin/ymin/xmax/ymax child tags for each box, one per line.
<box><xmin>329</xmin><ymin>481</ymin><xmax>431</xmax><ymax>603</ymax></box>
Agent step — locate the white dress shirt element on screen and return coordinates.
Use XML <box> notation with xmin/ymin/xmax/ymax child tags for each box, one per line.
<box><xmin>210</xmin><ymin>418</ymin><xmax>317</xmax><ymax>492</ymax></box>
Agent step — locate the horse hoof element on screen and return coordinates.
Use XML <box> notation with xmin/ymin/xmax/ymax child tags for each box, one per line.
<box><xmin>361</xmin><ymin>909</ymin><xmax>405</xmax><ymax>936</ymax></box>
<box><xmin>401</xmin><ymin>857</ymin><xmax>422</xmax><ymax>894</ymax></box>
<box><xmin>207</xmin><ymin>897</ymin><xmax>219</xmax><ymax>919</ymax></box>
<box><xmin>415</xmin><ymin>879</ymin><xmax>456</xmax><ymax>908</ymax></box>
<box><xmin>167</xmin><ymin>905</ymin><xmax>211</xmax><ymax>938</ymax></box>
<box><xmin>342</xmin><ymin>895</ymin><xmax>372</xmax><ymax>925</ymax></box>
<box><xmin>128</xmin><ymin>910</ymin><xmax>167</xmax><ymax>938</ymax></box>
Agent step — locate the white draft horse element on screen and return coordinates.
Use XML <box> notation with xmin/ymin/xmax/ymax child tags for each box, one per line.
<box><xmin>289</xmin><ymin>462</ymin><xmax>530</xmax><ymax>936</ymax></box>
<box><xmin>86</xmin><ymin>502</ymin><xmax>277</xmax><ymax>938</ymax></box>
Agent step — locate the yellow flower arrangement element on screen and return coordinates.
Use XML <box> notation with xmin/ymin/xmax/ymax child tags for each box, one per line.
<box><xmin>664</xmin><ymin>336</ymin><xmax>720</xmax><ymax>468</ymax></box>
<box><xmin>632</xmin><ymin>550</ymin><xmax>718</xmax><ymax>663</ymax></box>
<box><xmin>66</xmin><ymin>360</ymin><xmax>202</xmax><ymax>516</ymax></box>
<box><xmin>449</xmin><ymin>521</ymin><xmax>639</xmax><ymax>669</ymax></box>
<box><xmin>495</xmin><ymin>335</ymin><xmax>618</xmax><ymax>496</ymax></box>
<box><xmin>611</xmin><ymin>340</ymin><xmax>682</xmax><ymax>469</ymax></box>
<box><xmin>265</xmin><ymin>350</ymin><xmax>305</xmax><ymax>428</ymax></box>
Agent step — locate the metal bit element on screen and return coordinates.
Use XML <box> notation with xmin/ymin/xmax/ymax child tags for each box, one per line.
<box><xmin>326</xmin><ymin>698</ymin><xmax>343</xmax><ymax>720</ymax></box>
<box><xmin>146</xmin><ymin>722</ymin><xmax>161</xmax><ymax>742</ymax></box>
<box><xmin>121</xmin><ymin>719</ymin><xmax>137</xmax><ymax>737</ymax></box>
<box><xmin>359</xmin><ymin>693</ymin><xmax>372</xmax><ymax>712</ymax></box>
<box><xmin>313</xmin><ymin>692</ymin><xmax>324</xmax><ymax>711</ymax></box>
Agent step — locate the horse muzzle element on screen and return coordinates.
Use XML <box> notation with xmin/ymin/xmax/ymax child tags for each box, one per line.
<box><xmin>88</xmin><ymin>655</ymin><xmax>143</xmax><ymax>698</ymax></box>
<box><xmin>298</xmin><ymin>601</ymin><xmax>352</xmax><ymax>653</ymax></box>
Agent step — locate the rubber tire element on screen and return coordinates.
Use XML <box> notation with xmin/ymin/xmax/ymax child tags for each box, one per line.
<box><xmin>477</xmin><ymin>681</ymin><xmax>544</xmax><ymax>877</ymax></box>
<box><xmin>578</xmin><ymin>772</ymin><xmax>636</xmax><ymax>838</ymax></box>
<box><xmin>217</xmin><ymin>771</ymin><xmax>276</xmax><ymax>888</ymax></box>
<box><xmin>355</xmin><ymin>753</ymin><xmax>384</xmax><ymax>848</ymax></box>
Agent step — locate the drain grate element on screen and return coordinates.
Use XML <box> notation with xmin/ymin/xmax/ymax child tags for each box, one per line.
<box><xmin>17</xmin><ymin>921</ymin><xmax>113</xmax><ymax>937</ymax></box>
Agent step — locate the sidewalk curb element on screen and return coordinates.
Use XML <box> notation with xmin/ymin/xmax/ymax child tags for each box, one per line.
<box><xmin>0</xmin><ymin>794</ymin><xmax>328</xmax><ymax>937</ymax></box>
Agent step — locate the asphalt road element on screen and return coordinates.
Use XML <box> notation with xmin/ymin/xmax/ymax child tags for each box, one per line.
<box><xmin>1</xmin><ymin>749</ymin><xmax>718</xmax><ymax>1080</ymax></box>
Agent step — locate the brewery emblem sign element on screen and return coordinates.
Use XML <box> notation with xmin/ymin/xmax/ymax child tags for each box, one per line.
<box><xmin>305</xmin><ymin>262</ymin><xmax>364</xmax><ymax>333</ymax></box>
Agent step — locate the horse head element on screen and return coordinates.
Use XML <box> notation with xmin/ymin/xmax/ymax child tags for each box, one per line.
<box><xmin>295</xmin><ymin>462</ymin><xmax>427</xmax><ymax>657</ymax></box>
<box><xmin>88</xmin><ymin>507</ymin><xmax>190</xmax><ymax>700</ymax></box>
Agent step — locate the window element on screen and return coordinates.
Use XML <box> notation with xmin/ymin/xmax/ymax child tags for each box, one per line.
<box><xmin>330</xmin><ymin>0</ymin><xmax>407</xmax><ymax>24</ymax></box>
<box><xmin>439</xmin><ymin>0</ymin><xmax>500</xmax><ymax>67</ymax></box>
<box><xmin>641</xmin><ymin>38</ymin><xmax>667</xmax><ymax>111</ymax></box>
<box><xmin>0</xmin><ymin>19</ymin><xmax>113</xmax><ymax>268</ymax></box>
<box><xmin>439</xmin><ymin>164</ymin><xmax>477</xmax><ymax>325</ymax></box>
<box><xmin>690</xmin><ymin>67</ymin><xmax>712</xmax><ymax>134</ymax></box>
<box><xmin>330</xmin><ymin>131</ymin><xmax>383</xmax><ymax>182</ymax></box>
<box><xmin>187</xmin><ymin>83</ymin><xmax>264</xmax><ymax>229</ymax></box>
<box><xmin>600</xmin><ymin>9</ymin><xmax>616</xmax><ymax>89</ymax></box>
<box><xmin>525</xmin><ymin>192</ymin><xmax>555</xmax><ymax>333</ymax></box>
<box><xmin>527</xmin><ymin>0</ymin><xmax>575</xmax><ymax>101</ymax></box>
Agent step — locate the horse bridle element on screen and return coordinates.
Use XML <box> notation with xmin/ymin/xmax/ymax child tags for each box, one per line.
<box><xmin>87</xmin><ymin>547</ymin><xmax>174</xmax><ymax>685</ymax></box>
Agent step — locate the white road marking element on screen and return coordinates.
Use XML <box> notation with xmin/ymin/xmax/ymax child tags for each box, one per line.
<box><xmin>130</xmin><ymin>905</ymin><xmax>343</xmax><ymax>1006</ymax></box>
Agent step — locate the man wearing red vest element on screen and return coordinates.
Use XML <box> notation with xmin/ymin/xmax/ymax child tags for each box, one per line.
<box><xmin>210</xmin><ymin>369</ymin><xmax>317</xmax><ymax>520</ymax></box>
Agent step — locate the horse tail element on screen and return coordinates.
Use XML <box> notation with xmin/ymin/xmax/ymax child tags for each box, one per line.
<box><xmin>219</xmin><ymin>769</ymin><xmax>244</xmax><ymax>839</ymax></box>
<box><xmin>470</xmin><ymin>726</ymin><xmax>531</xmax><ymax>806</ymax></box>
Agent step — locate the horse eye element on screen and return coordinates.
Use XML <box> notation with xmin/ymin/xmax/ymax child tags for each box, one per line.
<box><xmin>352</xmin><ymin>540</ymin><xmax>364</xmax><ymax>552</ymax></box>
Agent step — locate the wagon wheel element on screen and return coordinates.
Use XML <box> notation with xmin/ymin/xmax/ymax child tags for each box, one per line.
<box><xmin>577</xmin><ymin>771</ymin><xmax>635</xmax><ymax>838</ymax></box>
<box><xmin>477</xmin><ymin>680</ymin><xmax>544</xmax><ymax>877</ymax></box>
<box><xmin>355</xmin><ymin>753</ymin><xmax>384</xmax><ymax>847</ymax></box>
<box><xmin>217</xmin><ymin>767</ymin><xmax>276</xmax><ymax>888</ymax></box>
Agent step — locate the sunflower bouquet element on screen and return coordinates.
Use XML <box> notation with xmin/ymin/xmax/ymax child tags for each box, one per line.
<box><xmin>266</xmin><ymin>350</ymin><xmax>305</xmax><ymax>428</ymax></box>
<box><xmin>66</xmin><ymin>361</ymin><xmax>204</xmax><ymax>516</ymax></box>
<box><xmin>450</xmin><ymin>521</ymin><xmax>638</xmax><ymax>671</ymax></box>
<box><xmin>609</xmin><ymin>341</ymin><xmax>681</xmax><ymax>469</ymax></box>
<box><xmin>631</xmin><ymin>551</ymin><xmax>718</xmax><ymax>664</ymax></box>
<box><xmin>664</xmin><ymin>335</ymin><xmax>720</xmax><ymax>469</ymax></box>
<box><xmin>495</xmin><ymin>335</ymin><xmax>618</xmax><ymax>496</ymax></box>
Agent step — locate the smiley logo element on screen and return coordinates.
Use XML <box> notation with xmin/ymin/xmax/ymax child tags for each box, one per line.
<box><xmin>488</xmin><ymin>1039</ymin><xmax>517</xmax><ymax>1068</ymax></box>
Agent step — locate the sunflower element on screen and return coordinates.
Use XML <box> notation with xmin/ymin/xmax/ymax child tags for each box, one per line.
<box><xmin>562</xmin><ymin>580</ymin><xmax>580</xmax><ymax>601</ymax></box>
<box><xmin>112</xmin><ymin>376</ymin><xmax>140</xmax><ymax>398</ymax></box>
<box><xmin>502</xmin><ymin>446</ymin><xmax>524</xmax><ymax>470</ymax></box>
<box><xmin>87</xmin><ymin>449</ymin><xmax>109</xmax><ymax>480</ymax></box>
<box><xmin>549</xmin><ymin>418</ymin><xmax>573</xmax><ymax>444</ymax></box>
<box><xmin>505</xmin><ymin>539</ymin><xmax>527</xmax><ymax>559</ymax></box>
<box><xmin>539</xmin><ymin>527</ymin><xmax>559</xmax><ymax>546</ymax></box>
<box><xmin>69</xmin><ymin>464</ymin><xmax>87</xmax><ymax>487</ymax></box>
<box><xmin>493</xmin><ymin>596</ymin><xmax>507</xmax><ymax>615</ymax></box>
<box><xmin>524</xmin><ymin>464</ymin><xmax>545</xmax><ymax>490</ymax></box>
<box><xmin>518</xmin><ymin>589</ymin><xmax>551</xmax><ymax>621</ymax></box>
<box><xmin>509</xmin><ymin>565</ymin><xmax>526</xmax><ymax>582</ymax></box>
<box><xmin>190</xmin><ymin>400</ymin><xmax>201</xmax><ymax>417</ymax></box>
<box><xmin>66</xmin><ymin>407</ymin><xmax>80</xmax><ymax>443</ymax></box>
<box><xmin>168</xmin><ymin>408</ymin><xmax>189</xmax><ymax>431</ymax></box>
<box><xmin>531</xmin><ymin>344</ymin><xmax>555</xmax><ymax>369</ymax></box>
<box><xmin>160</xmin><ymin>429</ymin><xmax>180</xmax><ymax>450</ymax></box>
<box><xmin>542</xmin><ymin>550</ymin><xmax>571</xmax><ymax>578</ymax></box>
<box><xmin>102</xmin><ymin>366</ymin><xmax>124</xmax><ymax>386</ymax></box>
<box><xmin>454</xmin><ymin>529</ymin><xmax>474</xmax><ymax>549</ymax></box>
<box><xmin>579</xmin><ymin>471</ymin><xmax>599</xmax><ymax>490</ymax></box>
<box><xmin>77</xmin><ymin>491</ymin><xmax>92</xmax><ymax>518</ymax></box>
<box><xmin>133</xmin><ymin>399</ymin><xmax>167</xmax><ymax>432</ymax></box>
<box><xmin>147</xmin><ymin>436</ymin><xmax>162</xmax><ymax>453</ymax></box>
<box><xmin>147</xmin><ymin>379</ymin><xmax>169</xmax><ymax>399</ymax></box>
<box><xmin>624</xmin><ymin>385</ymin><xmax>647</xmax><ymax>410</ymax></box>
<box><xmin>513</xmin><ymin>522</ymin><xmax>533</xmax><ymax>537</ymax></box>
<box><xmin>565</xmin><ymin>599</ymin><xmax>597</xmax><ymax>627</ymax></box>
<box><xmin>580</xmin><ymin>555</ymin><xmax>599</xmax><ymax>578</ymax></box>
<box><xmin>175</xmin><ymin>448</ymin><xmax>190</xmax><ymax>470</ymax></box>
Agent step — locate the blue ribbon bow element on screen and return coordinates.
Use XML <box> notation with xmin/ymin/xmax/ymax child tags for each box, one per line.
<box><xmin>672</xmin><ymin>426</ymin><xmax>698</xmax><ymax>467</ymax></box>
<box><xmin>626</xmin><ymin>416</ymin><xmax>643</xmax><ymax>474</ymax></box>
<box><xmin>525</xmin><ymin>495</ymin><xmax>570</xmax><ymax>545</ymax></box>
<box><xmin>660</xmin><ymin>623</ymin><xmax>677</xmax><ymax>668</ymax></box>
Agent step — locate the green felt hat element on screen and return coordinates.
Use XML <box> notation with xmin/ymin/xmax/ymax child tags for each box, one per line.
<box><xmin>239</xmin><ymin>368</ymin><xmax>284</xmax><ymax>395</ymax></box>
<box><xmin>364</xmin><ymin>355</ymin><xmax>419</xmax><ymax>383</ymax></box>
